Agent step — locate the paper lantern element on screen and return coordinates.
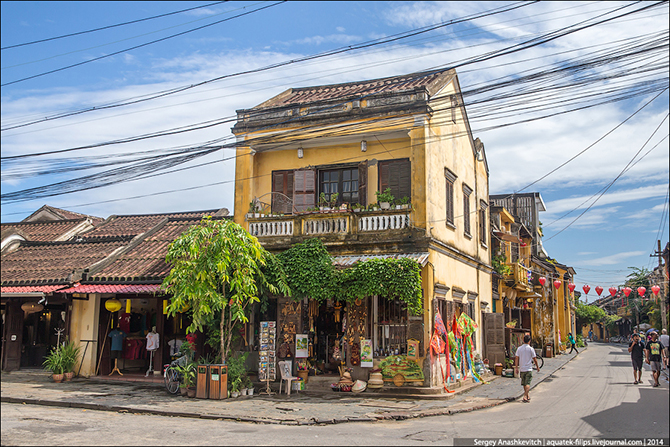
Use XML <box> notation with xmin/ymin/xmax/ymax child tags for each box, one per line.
<box><xmin>595</xmin><ymin>286</ymin><xmax>603</xmax><ymax>296</ymax></box>
<box><xmin>104</xmin><ymin>299</ymin><xmax>122</xmax><ymax>312</ymax></box>
<box><xmin>623</xmin><ymin>287</ymin><xmax>632</xmax><ymax>297</ymax></box>
<box><xmin>21</xmin><ymin>302</ymin><xmax>44</xmax><ymax>314</ymax></box>
<box><xmin>553</xmin><ymin>280</ymin><xmax>561</xmax><ymax>290</ymax></box>
<box><xmin>609</xmin><ymin>287</ymin><xmax>617</xmax><ymax>297</ymax></box>
<box><xmin>539</xmin><ymin>277</ymin><xmax>546</xmax><ymax>286</ymax></box>
<box><xmin>637</xmin><ymin>287</ymin><xmax>646</xmax><ymax>297</ymax></box>
<box><xmin>568</xmin><ymin>283</ymin><xmax>576</xmax><ymax>293</ymax></box>
<box><xmin>651</xmin><ymin>285</ymin><xmax>660</xmax><ymax>296</ymax></box>
<box><xmin>582</xmin><ymin>285</ymin><xmax>591</xmax><ymax>295</ymax></box>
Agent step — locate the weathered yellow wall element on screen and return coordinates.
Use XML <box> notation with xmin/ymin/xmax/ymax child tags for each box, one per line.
<box><xmin>69</xmin><ymin>294</ymin><xmax>101</xmax><ymax>378</ymax></box>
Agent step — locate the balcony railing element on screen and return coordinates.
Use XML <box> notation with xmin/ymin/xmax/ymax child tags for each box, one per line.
<box><xmin>505</xmin><ymin>262</ymin><xmax>531</xmax><ymax>290</ymax></box>
<box><xmin>248</xmin><ymin>208</ymin><xmax>411</xmax><ymax>238</ymax></box>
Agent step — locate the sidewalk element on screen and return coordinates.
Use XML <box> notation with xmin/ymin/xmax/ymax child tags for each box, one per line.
<box><xmin>1</xmin><ymin>348</ymin><xmax>582</xmax><ymax>425</ymax></box>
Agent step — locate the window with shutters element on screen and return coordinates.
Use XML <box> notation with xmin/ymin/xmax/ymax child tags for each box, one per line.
<box><xmin>479</xmin><ymin>200</ymin><xmax>488</xmax><ymax>247</ymax></box>
<box><xmin>378</xmin><ymin>158</ymin><xmax>411</xmax><ymax>204</ymax></box>
<box><xmin>271</xmin><ymin>170</ymin><xmax>294</xmax><ymax>214</ymax></box>
<box><xmin>319</xmin><ymin>167</ymin><xmax>359</xmax><ymax>205</ymax></box>
<box><xmin>445</xmin><ymin>168</ymin><xmax>457</xmax><ymax>228</ymax></box>
<box><xmin>463</xmin><ymin>184</ymin><xmax>472</xmax><ymax>237</ymax></box>
<box><xmin>293</xmin><ymin>169</ymin><xmax>316</xmax><ymax>212</ymax></box>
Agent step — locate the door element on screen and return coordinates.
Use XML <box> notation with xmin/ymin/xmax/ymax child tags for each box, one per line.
<box><xmin>2</xmin><ymin>300</ymin><xmax>24</xmax><ymax>371</ymax></box>
<box><xmin>484</xmin><ymin>312</ymin><xmax>505</xmax><ymax>366</ymax></box>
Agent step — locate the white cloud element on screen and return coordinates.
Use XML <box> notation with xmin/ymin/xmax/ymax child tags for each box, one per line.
<box><xmin>544</xmin><ymin>185</ymin><xmax>668</xmax><ymax>215</ymax></box>
<box><xmin>336</xmin><ymin>26</ymin><xmax>346</xmax><ymax>33</ymax></box>
<box><xmin>580</xmin><ymin>251</ymin><xmax>646</xmax><ymax>266</ymax></box>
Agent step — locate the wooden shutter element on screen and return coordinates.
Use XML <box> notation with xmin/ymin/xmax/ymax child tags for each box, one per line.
<box><xmin>272</xmin><ymin>171</ymin><xmax>294</xmax><ymax>214</ymax></box>
<box><xmin>484</xmin><ymin>312</ymin><xmax>505</xmax><ymax>366</ymax></box>
<box><xmin>379</xmin><ymin>159</ymin><xmax>410</xmax><ymax>202</ymax></box>
<box><xmin>358</xmin><ymin>160</ymin><xmax>368</xmax><ymax>206</ymax></box>
<box><xmin>293</xmin><ymin>169</ymin><xmax>316</xmax><ymax>212</ymax></box>
<box><xmin>445</xmin><ymin>180</ymin><xmax>454</xmax><ymax>224</ymax></box>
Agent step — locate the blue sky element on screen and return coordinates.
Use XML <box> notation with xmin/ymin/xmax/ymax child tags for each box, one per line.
<box><xmin>1</xmin><ymin>1</ymin><xmax>668</xmax><ymax>291</ymax></box>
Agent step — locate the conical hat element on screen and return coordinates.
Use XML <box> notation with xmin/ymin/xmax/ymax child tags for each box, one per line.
<box><xmin>352</xmin><ymin>380</ymin><xmax>367</xmax><ymax>393</ymax></box>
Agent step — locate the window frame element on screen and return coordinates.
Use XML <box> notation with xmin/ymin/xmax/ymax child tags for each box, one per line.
<box><xmin>318</xmin><ymin>164</ymin><xmax>361</xmax><ymax>206</ymax></box>
<box><xmin>463</xmin><ymin>184</ymin><xmax>472</xmax><ymax>238</ymax></box>
<box><xmin>445</xmin><ymin>168</ymin><xmax>457</xmax><ymax>228</ymax></box>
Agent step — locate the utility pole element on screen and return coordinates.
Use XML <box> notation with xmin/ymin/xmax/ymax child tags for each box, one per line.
<box><xmin>651</xmin><ymin>240</ymin><xmax>667</xmax><ymax>332</ymax></box>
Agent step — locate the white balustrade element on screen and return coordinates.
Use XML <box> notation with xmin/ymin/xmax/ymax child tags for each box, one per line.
<box><xmin>249</xmin><ymin>220</ymin><xmax>293</xmax><ymax>237</ymax></box>
<box><xmin>358</xmin><ymin>213</ymin><xmax>410</xmax><ymax>232</ymax></box>
<box><xmin>303</xmin><ymin>217</ymin><xmax>348</xmax><ymax>235</ymax></box>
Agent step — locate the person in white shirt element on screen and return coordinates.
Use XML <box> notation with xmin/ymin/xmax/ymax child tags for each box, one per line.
<box><xmin>660</xmin><ymin>329</ymin><xmax>669</xmax><ymax>370</ymax></box>
<box><xmin>514</xmin><ymin>334</ymin><xmax>540</xmax><ymax>403</ymax></box>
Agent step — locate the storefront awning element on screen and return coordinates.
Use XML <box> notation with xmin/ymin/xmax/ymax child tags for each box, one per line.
<box><xmin>332</xmin><ymin>252</ymin><xmax>430</xmax><ymax>267</ymax></box>
<box><xmin>1</xmin><ymin>285</ymin><xmax>68</xmax><ymax>295</ymax></box>
<box><xmin>57</xmin><ymin>284</ymin><xmax>164</xmax><ymax>294</ymax></box>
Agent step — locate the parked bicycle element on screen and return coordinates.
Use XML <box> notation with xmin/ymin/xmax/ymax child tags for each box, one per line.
<box><xmin>163</xmin><ymin>355</ymin><xmax>188</xmax><ymax>394</ymax></box>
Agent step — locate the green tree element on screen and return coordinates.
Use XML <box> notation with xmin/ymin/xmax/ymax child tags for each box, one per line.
<box><xmin>574</xmin><ymin>299</ymin><xmax>606</xmax><ymax>331</ymax></box>
<box><xmin>162</xmin><ymin>217</ymin><xmax>289</xmax><ymax>363</ymax></box>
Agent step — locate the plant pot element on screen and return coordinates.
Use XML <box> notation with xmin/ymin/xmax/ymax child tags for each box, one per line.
<box><xmin>187</xmin><ymin>388</ymin><xmax>196</xmax><ymax>398</ymax></box>
<box><xmin>180</xmin><ymin>387</ymin><xmax>188</xmax><ymax>396</ymax></box>
<box><xmin>297</xmin><ymin>370</ymin><xmax>309</xmax><ymax>383</ymax></box>
<box><xmin>52</xmin><ymin>373</ymin><xmax>64</xmax><ymax>383</ymax></box>
<box><xmin>64</xmin><ymin>372</ymin><xmax>75</xmax><ymax>381</ymax></box>
<box><xmin>254</xmin><ymin>213</ymin><xmax>260</xmax><ymax>218</ymax></box>
<box><xmin>379</xmin><ymin>202</ymin><xmax>390</xmax><ymax>210</ymax></box>
<box><xmin>247</xmin><ymin>388</ymin><xmax>254</xmax><ymax>396</ymax></box>
<box><xmin>240</xmin><ymin>388</ymin><xmax>247</xmax><ymax>396</ymax></box>
<box><xmin>231</xmin><ymin>391</ymin><xmax>239</xmax><ymax>398</ymax></box>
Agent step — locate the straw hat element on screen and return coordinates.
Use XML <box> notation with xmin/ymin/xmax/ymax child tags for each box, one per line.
<box><xmin>351</xmin><ymin>380</ymin><xmax>367</xmax><ymax>393</ymax></box>
<box><xmin>338</xmin><ymin>372</ymin><xmax>354</xmax><ymax>385</ymax></box>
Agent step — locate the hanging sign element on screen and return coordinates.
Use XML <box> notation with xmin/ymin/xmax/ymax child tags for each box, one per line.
<box><xmin>361</xmin><ymin>339</ymin><xmax>373</xmax><ymax>367</ymax></box>
<box><xmin>295</xmin><ymin>334</ymin><xmax>309</xmax><ymax>358</ymax></box>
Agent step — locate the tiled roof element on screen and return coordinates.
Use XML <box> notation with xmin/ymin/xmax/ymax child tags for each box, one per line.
<box><xmin>1</xmin><ymin>285</ymin><xmax>69</xmax><ymax>294</ymax></box>
<box><xmin>83</xmin><ymin>210</ymin><xmax>222</xmax><ymax>239</ymax></box>
<box><xmin>256</xmin><ymin>69</ymin><xmax>452</xmax><ymax>109</ymax></box>
<box><xmin>58</xmin><ymin>284</ymin><xmax>163</xmax><ymax>294</ymax></box>
<box><xmin>1</xmin><ymin>239</ymin><xmax>129</xmax><ymax>285</ymax></box>
<box><xmin>1</xmin><ymin>219</ymin><xmax>88</xmax><ymax>242</ymax></box>
<box><xmin>22</xmin><ymin>205</ymin><xmax>103</xmax><ymax>224</ymax></box>
<box><xmin>332</xmin><ymin>252</ymin><xmax>430</xmax><ymax>267</ymax></box>
<box><xmin>89</xmin><ymin>219</ymin><xmax>201</xmax><ymax>281</ymax></box>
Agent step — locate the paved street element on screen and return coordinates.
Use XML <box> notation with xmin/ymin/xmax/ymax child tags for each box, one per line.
<box><xmin>1</xmin><ymin>343</ymin><xmax>668</xmax><ymax>445</ymax></box>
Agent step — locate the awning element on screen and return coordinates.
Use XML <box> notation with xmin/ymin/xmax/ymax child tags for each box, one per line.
<box><xmin>57</xmin><ymin>284</ymin><xmax>164</xmax><ymax>294</ymax></box>
<box><xmin>332</xmin><ymin>252</ymin><xmax>430</xmax><ymax>267</ymax></box>
<box><xmin>1</xmin><ymin>285</ymin><xmax>68</xmax><ymax>295</ymax></box>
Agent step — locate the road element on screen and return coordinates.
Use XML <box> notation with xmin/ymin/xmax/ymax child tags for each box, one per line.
<box><xmin>1</xmin><ymin>343</ymin><xmax>668</xmax><ymax>445</ymax></box>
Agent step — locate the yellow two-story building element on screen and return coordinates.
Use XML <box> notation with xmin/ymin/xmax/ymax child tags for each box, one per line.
<box><xmin>232</xmin><ymin>69</ymin><xmax>491</xmax><ymax>388</ymax></box>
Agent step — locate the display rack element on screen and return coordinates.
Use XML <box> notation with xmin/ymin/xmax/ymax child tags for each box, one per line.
<box><xmin>258</xmin><ymin>321</ymin><xmax>276</xmax><ymax>395</ymax></box>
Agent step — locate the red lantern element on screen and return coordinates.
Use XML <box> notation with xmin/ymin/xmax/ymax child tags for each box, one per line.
<box><xmin>637</xmin><ymin>287</ymin><xmax>646</xmax><ymax>297</ymax></box>
<box><xmin>568</xmin><ymin>283</ymin><xmax>576</xmax><ymax>293</ymax></box>
<box><xmin>553</xmin><ymin>280</ymin><xmax>562</xmax><ymax>290</ymax></box>
<box><xmin>609</xmin><ymin>287</ymin><xmax>617</xmax><ymax>297</ymax></box>
<box><xmin>623</xmin><ymin>287</ymin><xmax>632</xmax><ymax>297</ymax></box>
<box><xmin>539</xmin><ymin>277</ymin><xmax>546</xmax><ymax>286</ymax></box>
<box><xmin>651</xmin><ymin>285</ymin><xmax>660</xmax><ymax>296</ymax></box>
<box><xmin>595</xmin><ymin>286</ymin><xmax>603</xmax><ymax>296</ymax></box>
<box><xmin>582</xmin><ymin>285</ymin><xmax>591</xmax><ymax>295</ymax></box>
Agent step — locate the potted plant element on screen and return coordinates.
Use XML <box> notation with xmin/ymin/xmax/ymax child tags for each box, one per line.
<box><xmin>244</xmin><ymin>376</ymin><xmax>254</xmax><ymax>396</ymax></box>
<box><xmin>43</xmin><ymin>346</ymin><xmax>64</xmax><ymax>383</ymax></box>
<box><xmin>329</xmin><ymin>192</ymin><xmax>339</xmax><ymax>209</ymax></box>
<box><xmin>231</xmin><ymin>378</ymin><xmax>241</xmax><ymax>398</ymax></box>
<box><xmin>248</xmin><ymin>201</ymin><xmax>259</xmax><ymax>218</ymax></box>
<box><xmin>376</xmin><ymin>188</ymin><xmax>394</xmax><ymax>210</ymax></box>
<box><xmin>399</xmin><ymin>196</ymin><xmax>410</xmax><ymax>209</ymax></box>
<box><xmin>352</xmin><ymin>203</ymin><xmax>363</xmax><ymax>212</ymax></box>
<box><xmin>175</xmin><ymin>362</ymin><xmax>197</xmax><ymax>397</ymax></box>
<box><xmin>319</xmin><ymin>193</ymin><xmax>330</xmax><ymax>211</ymax></box>
<box><xmin>61</xmin><ymin>341</ymin><xmax>81</xmax><ymax>381</ymax></box>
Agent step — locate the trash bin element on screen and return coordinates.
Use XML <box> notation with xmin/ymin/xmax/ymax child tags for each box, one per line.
<box><xmin>545</xmin><ymin>344</ymin><xmax>553</xmax><ymax>358</ymax></box>
<box><xmin>494</xmin><ymin>363</ymin><xmax>503</xmax><ymax>375</ymax></box>
<box><xmin>208</xmin><ymin>364</ymin><xmax>227</xmax><ymax>399</ymax></box>
<box><xmin>196</xmin><ymin>365</ymin><xmax>208</xmax><ymax>399</ymax></box>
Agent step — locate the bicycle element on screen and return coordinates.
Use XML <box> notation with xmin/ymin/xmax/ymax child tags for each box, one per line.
<box><xmin>163</xmin><ymin>355</ymin><xmax>188</xmax><ymax>394</ymax></box>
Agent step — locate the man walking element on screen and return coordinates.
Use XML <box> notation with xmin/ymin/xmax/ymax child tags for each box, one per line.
<box><xmin>645</xmin><ymin>331</ymin><xmax>667</xmax><ymax>387</ymax></box>
<box><xmin>568</xmin><ymin>333</ymin><xmax>578</xmax><ymax>354</ymax></box>
<box><xmin>628</xmin><ymin>332</ymin><xmax>645</xmax><ymax>384</ymax></box>
<box><xmin>514</xmin><ymin>334</ymin><xmax>540</xmax><ymax>403</ymax></box>
<box><xmin>660</xmin><ymin>329</ymin><xmax>669</xmax><ymax>370</ymax></box>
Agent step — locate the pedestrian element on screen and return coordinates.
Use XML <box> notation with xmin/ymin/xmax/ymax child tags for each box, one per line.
<box><xmin>588</xmin><ymin>329</ymin><xmax>594</xmax><ymax>341</ymax></box>
<box><xmin>568</xmin><ymin>332</ymin><xmax>578</xmax><ymax>354</ymax></box>
<box><xmin>514</xmin><ymin>334</ymin><xmax>540</xmax><ymax>403</ymax></box>
<box><xmin>660</xmin><ymin>329</ymin><xmax>669</xmax><ymax>370</ymax></box>
<box><xmin>628</xmin><ymin>332</ymin><xmax>645</xmax><ymax>384</ymax></box>
<box><xmin>644</xmin><ymin>331</ymin><xmax>667</xmax><ymax>387</ymax></box>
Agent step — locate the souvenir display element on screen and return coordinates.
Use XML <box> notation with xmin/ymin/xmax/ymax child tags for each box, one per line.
<box><xmin>259</xmin><ymin>321</ymin><xmax>276</xmax><ymax>382</ymax></box>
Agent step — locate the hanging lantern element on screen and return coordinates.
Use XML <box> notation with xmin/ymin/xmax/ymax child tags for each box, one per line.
<box><xmin>595</xmin><ymin>286</ymin><xmax>603</xmax><ymax>296</ymax></box>
<box><xmin>163</xmin><ymin>300</ymin><xmax>168</xmax><ymax>315</ymax></box>
<box><xmin>609</xmin><ymin>287</ymin><xmax>617</xmax><ymax>297</ymax></box>
<box><xmin>651</xmin><ymin>285</ymin><xmax>660</xmax><ymax>296</ymax></box>
<box><xmin>105</xmin><ymin>299</ymin><xmax>122</xmax><ymax>312</ymax></box>
<box><xmin>539</xmin><ymin>277</ymin><xmax>546</xmax><ymax>286</ymax></box>
<box><xmin>126</xmin><ymin>298</ymin><xmax>132</xmax><ymax>314</ymax></box>
<box><xmin>582</xmin><ymin>285</ymin><xmax>591</xmax><ymax>295</ymax></box>
<box><xmin>623</xmin><ymin>287</ymin><xmax>632</xmax><ymax>297</ymax></box>
<box><xmin>21</xmin><ymin>302</ymin><xmax>44</xmax><ymax>314</ymax></box>
<box><xmin>553</xmin><ymin>280</ymin><xmax>562</xmax><ymax>290</ymax></box>
<box><xmin>568</xmin><ymin>283</ymin><xmax>576</xmax><ymax>293</ymax></box>
<box><xmin>637</xmin><ymin>287</ymin><xmax>646</xmax><ymax>297</ymax></box>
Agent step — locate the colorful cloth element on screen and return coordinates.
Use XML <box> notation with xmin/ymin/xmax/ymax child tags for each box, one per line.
<box><xmin>457</xmin><ymin>313</ymin><xmax>478</xmax><ymax>335</ymax></box>
<box><xmin>434</xmin><ymin>309</ymin><xmax>447</xmax><ymax>337</ymax></box>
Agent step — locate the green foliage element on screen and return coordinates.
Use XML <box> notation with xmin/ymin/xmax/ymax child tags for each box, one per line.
<box><xmin>226</xmin><ymin>352</ymin><xmax>249</xmax><ymax>391</ymax></box>
<box><xmin>492</xmin><ymin>254</ymin><xmax>512</xmax><ymax>276</ymax></box>
<box><xmin>375</xmin><ymin>188</ymin><xmax>394</xmax><ymax>204</ymax></box>
<box><xmin>162</xmin><ymin>217</ymin><xmax>289</xmax><ymax>363</ymax></box>
<box><xmin>277</xmin><ymin>238</ymin><xmax>338</xmax><ymax>302</ymax></box>
<box><xmin>175</xmin><ymin>361</ymin><xmax>197</xmax><ymax>388</ymax></box>
<box><xmin>625</xmin><ymin>267</ymin><xmax>651</xmax><ymax>288</ymax></box>
<box><xmin>43</xmin><ymin>346</ymin><xmax>64</xmax><ymax>375</ymax></box>
<box><xmin>60</xmin><ymin>341</ymin><xmax>81</xmax><ymax>373</ymax></box>
<box><xmin>604</xmin><ymin>314</ymin><xmax>620</xmax><ymax>335</ymax></box>
<box><xmin>574</xmin><ymin>299</ymin><xmax>607</xmax><ymax>329</ymax></box>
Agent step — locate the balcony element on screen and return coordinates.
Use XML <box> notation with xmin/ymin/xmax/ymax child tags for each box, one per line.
<box><xmin>248</xmin><ymin>208</ymin><xmax>411</xmax><ymax>240</ymax></box>
<box><xmin>504</xmin><ymin>262</ymin><xmax>532</xmax><ymax>291</ymax></box>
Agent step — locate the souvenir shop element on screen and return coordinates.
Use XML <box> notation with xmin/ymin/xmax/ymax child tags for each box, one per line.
<box><xmin>96</xmin><ymin>294</ymin><xmax>191</xmax><ymax>378</ymax></box>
